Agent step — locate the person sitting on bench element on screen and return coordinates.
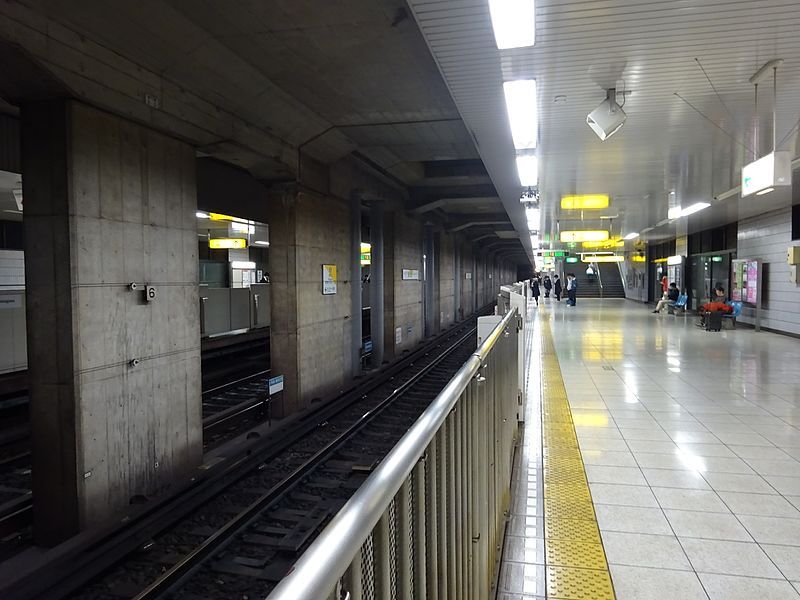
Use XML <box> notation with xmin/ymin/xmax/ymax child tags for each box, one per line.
<box><xmin>653</xmin><ymin>283</ymin><xmax>679</xmax><ymax>314</ymax></box>
<box><xmin>697</xmin><ymin>285</ymin><xmax>733</xmax><ymax>327</ymax></box>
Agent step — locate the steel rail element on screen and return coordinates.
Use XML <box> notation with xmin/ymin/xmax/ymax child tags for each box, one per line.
<box><xmin>131</xmin><ymin>325</ymin><xmax>478</xmax><ymax>600</ymax></box>
<box><xmin>267</xmin><ymin>308</ymin><xmax>517</xmax><ymax>600</ymax></box>
<box><xmin>0</xmin><ymin>308</ymin><xmax>492</xmax><ymax>600</ymax></box>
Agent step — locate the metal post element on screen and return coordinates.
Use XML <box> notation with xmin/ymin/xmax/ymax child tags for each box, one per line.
<box><xmin>343</xmin><ymin>549</ymin><xmax>364</xmax><ymax>600</ymax></box>
<box><xmin>426</xmin><ymin>437</ymin><xmax>439</xmax><ymax>600</ymax></box>
<box><xmin>413</xmin><ymin>461</ymin><xmax>427</xmax><ymax>599</ymax></box>
<box><xmin>446</xmin><ymin>413</ymin><xmax>457</xmax><ymax>598</ymax></box>
<box><xmin>373</xmin><ymin>512</ymin><xmax>391</xmax><ymax>600</ymax></box>
<box><xmin>351</xmin><ymin>193</ymin><xmax>362</xmax><ymax>378</ymax></box>
<box><xmin>437</xmin><ymin>425</ymin><xmax>448</xmax><ymax>600</ymax></box>
<box><xmin>396</xmin><ymin>480</ymin><xmax>412</xmax><ymax>599</ymax></box>
<box><xmin>370</xmin><ymin>202</ymin><xmax>385</xmax><ymax>366</ymax></box>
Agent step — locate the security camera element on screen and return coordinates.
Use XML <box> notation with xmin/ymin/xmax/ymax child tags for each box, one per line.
<box><xmin>586</xmin><ymin>88</ymin><xmax>627</xmax><ymax>141</ymax></box>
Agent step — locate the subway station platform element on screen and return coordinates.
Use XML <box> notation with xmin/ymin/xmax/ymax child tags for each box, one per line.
<box><xmin>501</xmin><ymin>298</ymin><xmax>800</xmax><ymax>600</ymax></box>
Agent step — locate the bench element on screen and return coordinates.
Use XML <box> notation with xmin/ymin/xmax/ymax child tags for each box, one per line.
<box><xmin>667</xmin><ymin>294</ymin><xmax>688</xmax><ymax>315</ymax></box>
<box><xmin>722</xmin><ymin>301</ymin><xmax>743</xmax><ymax>329</ymax></box>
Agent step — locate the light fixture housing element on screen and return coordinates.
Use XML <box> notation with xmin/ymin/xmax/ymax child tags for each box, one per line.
<box><xmin>560</xmin><ymin>194</ymin><xmax>610</xmax><ymax>210</ymax></box>
<box><xmin>582</xmin><ymin>254</ymin><xmax>623</xmax><ymax>263</ymax></box>
<box><xmin>209</xmin><ymin>238</ymin><xmax>247</xmax><ymax>249</ymax></box>
<box><xmin>516</xmin><ymin>155</ymin><xmax>538</xmax><ymax>187</ymax></box>
<box><xmin>231</xmin><ymin>260</ymin><xmax>256</xmax><ymax>270</ymax></box>
<box><xmin>586</xmin><ymin>89</ymin><xmax>627</xmax><ymax>141</ymax></box>
<box><xmin>488</xmin><ymin>0</ymin><xmax>536</xmax><ymax>49</ymax></box>
<box><xmin>560</xmin><ymin>230</ymin><xmax>609</xmax><ymax>243</ymax></box>
<box><xmin>503</xmin><ymin>79</ymin><xmax>538</xmax><ymax>149</ymax></box>
<box><xmin>741</xmin><ymin>151</ymin><xmax>792</xmax><ymax>197</ymax></box>
<box><xmin>624</xmin><ymin>232</ymin><xmax>639</xmax><ymax>240</ymax></box>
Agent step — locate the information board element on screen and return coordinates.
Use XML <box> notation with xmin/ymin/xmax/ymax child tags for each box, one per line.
<box><xmin>322</xmin><ymin>264</ymin><xmax>337</xmax><ymax>295</ymax></box>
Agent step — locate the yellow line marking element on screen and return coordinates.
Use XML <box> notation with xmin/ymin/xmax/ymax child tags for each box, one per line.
<box><xmin>540</xmin><ymin>318</ymin><xmax>616</xmax><ymax>599</ymax></box>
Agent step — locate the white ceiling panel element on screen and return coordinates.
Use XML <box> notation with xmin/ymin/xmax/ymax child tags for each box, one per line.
<box><xmin>407</xmin><ymin>0</ymin><xmax>800</xmax><ymax>259</ymax></box>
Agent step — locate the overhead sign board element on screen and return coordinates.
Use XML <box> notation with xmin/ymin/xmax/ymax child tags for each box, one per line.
<box><xmin>741</xmin><ymin>151</ymin><xmax>792</xmax><ymax>197</ymax></box>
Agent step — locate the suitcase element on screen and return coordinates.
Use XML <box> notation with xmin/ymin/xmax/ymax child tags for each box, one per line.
<box><xmin>705</xmin><ymin>311</ymin><xmax>722</xmax><ymax>331</ymax></box>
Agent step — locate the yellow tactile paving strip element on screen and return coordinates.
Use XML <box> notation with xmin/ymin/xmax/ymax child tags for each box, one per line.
<box><xmin>540</xmin><ymin>320</ymin><xmax>616</xmax><ymax>600</ymax></box>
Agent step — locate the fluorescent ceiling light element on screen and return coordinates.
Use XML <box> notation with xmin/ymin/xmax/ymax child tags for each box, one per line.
<box><xmin>624</xmin><ymin>232</ymin><xmax>639</xmax><ymax>240</ymax></box>
<box><xmin>680</xmin><ymin>202</ymin><xmax>710</xmax><ymax>217</ymax></box>
<box><xmin>525</xmin><ymin>206</ymin><xmax>540</xmax><ymax>230</ymax></box>
<box><xmin>641</xmin><ymin>227</ymin><xmax>654</xmax><ymax>233</ymax></box>
<box><xmin>231</xmin><ymin>261</ymin><xmax>256</xmax><ymax>270</ymax></box>
<box><xmin>516</xmin><ymin>155</ymin><xmax>538</xmax><ymax>187</ymax></box>
<box><xmin>756</xmin><ymin>187</ymin><xmax>774</xmax><ymax>196</ymax></box>
<box><xmin>196</xmin><ymin>211</ymin><xmax>210</xmax><ymax>219</ymax></box>
<box><xmin>503</xmin><ymin>79</ymin><xmax>538</xmax><ymax>149</ymax></box>
<box><xmin>253</xmin><ymin>241</ymin><xmax>270</xmax><ymax>246</ymax></box>
<box><xmin>488</xmin><ymin>0</ymin><xmax>536</xmax><ymax>49</ymax></box>
<box><xmin>667</xmin><ymin>206</ymin><xmax>682</xmax><ymax>220</ymax></box>
<box><xmin>561</xmin><ymin>194</ymin><xmax>609</xmax><ymax>210</ymax></box>
<box><xmin>560</xmin><ymin>230</ymin><xmax>609</xmax><ymax>243</ymax></box>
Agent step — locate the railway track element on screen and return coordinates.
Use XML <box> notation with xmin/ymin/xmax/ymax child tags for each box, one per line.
<box><xmin>0</xmin><ymin>369</ymin><xmax>273</xmax><ymax>555</ymax></box>
<box><xmin>1</xmin><ymin>310</ymin><xmax>490</xmax><ymax>600</ymax></box>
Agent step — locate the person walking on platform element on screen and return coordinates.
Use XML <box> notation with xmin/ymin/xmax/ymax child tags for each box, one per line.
<box><xmin>554</xmin><ymin>275</ymin><xmax>562</xmax><ymax>301</ymax></box>
<box><xmin>532</xmin><ymin>277</ymin><xmax>541</xmax><ymax>306</ymax></box>
<box><xmin>543</xmin><ymin>275</ymin><xmax>552</xmax><ymax>298</ymax></box>
<box><xmin>566</xmin><ymin>273</ymin><xmax>578</xmax><ymax>306</ymax></box>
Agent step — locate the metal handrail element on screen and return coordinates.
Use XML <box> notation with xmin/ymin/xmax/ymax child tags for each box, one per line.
<box><xmin>266</xmin><ymin>307</ymin><xmax>519</xmax><ymax>600</ymax></box>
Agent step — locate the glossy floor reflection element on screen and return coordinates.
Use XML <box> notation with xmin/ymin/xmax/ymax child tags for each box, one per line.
<box><xmin>546</xmin><ymin>299</ymin><xmax>800</xmax><ymax>600</ymax></box>
<box><xmin>496</xmin><ymin>302</ymin><xmax>546</xmax><ymax>600</ymax></box>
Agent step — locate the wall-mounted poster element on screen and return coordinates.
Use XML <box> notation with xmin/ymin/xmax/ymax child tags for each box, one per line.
<box><xmin>746</xmin><ymin>261</ymin><xmax>759</xmax><ymax>304</ymax></box>
<box><xmin>402</xmin><ymin>269</ymin><xmax>420</xmax><ymax>280</ymax></box>
<box><xmin>732</xmin><ymin>259</ymin><xmax>760</xmax><ymax>304</ymax></box>
<box><xmin>322</xmin><ymin>264</ymin><xmax>337</xmax><ymax>295</ymax></box>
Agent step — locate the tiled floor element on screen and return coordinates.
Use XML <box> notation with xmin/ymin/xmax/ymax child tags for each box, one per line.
<box><xmin>500</xmin><ymin>298</ymin><xmax>800</xmax><ymax>600</ymax></box>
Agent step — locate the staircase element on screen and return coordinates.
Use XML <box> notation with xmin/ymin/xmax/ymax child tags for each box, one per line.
<box><xmin>597</xmin><ymin>263</ymin><xmax>627</xmax><ymax>298</ymax></box>
<box><xmin>570</xmin><ymin>266</ymin><xmax>603</xmax><ymax>298</ymax></box>
<box><xmin>565</xmin><ymin>263</ymin><xmax>627</xmax><ymax>299</ymax></box>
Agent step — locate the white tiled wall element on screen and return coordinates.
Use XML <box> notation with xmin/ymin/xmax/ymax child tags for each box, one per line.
<box><xmin>737</xmin><ymin>207</ymin><xmax>800</xmax><ymax>335</ymax></box>
<box><xmin>0</xmin><ymin>249</ymin><xmax>24</xmax><ymax>288</ymax></box>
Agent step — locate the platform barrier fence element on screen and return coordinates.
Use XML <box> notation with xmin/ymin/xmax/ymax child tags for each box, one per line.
<box><xmin>267</xmin><ymin>307</ymin><xmax>520</xmax><ymax>600</ymax></box>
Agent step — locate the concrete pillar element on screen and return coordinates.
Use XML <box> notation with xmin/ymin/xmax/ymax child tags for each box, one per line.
<box><xmin>21</xmin><ymin>99</ymin><xmax>201</xmax><ymax>545</ymax></box>
<box><xmin>423</xmin><ymin>224</ymin><xmax>436</xmax><ymax>337</ymax></box>
<box><xmin>454</xmin><ymin>239</ymin><xmax>461</xmax><ymax>321</ymax></box>
<box><xmin>369</xmin><ymin>202</ymin><xmax>385</xmax><ymax>367</ymax></box>
<box><xmin>351</xmin><ymin>193</ymin><xmax>363</xmax><ymax>377</ymax></box>
<box><xmin>266</xmin><ymin>185</ymin><xmax>354</xmax><ymax>413</ymax></box>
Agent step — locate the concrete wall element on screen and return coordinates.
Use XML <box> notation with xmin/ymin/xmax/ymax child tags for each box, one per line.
<box><xmin>439</xmin><ymin>232</ymin><xmax>455</xmax><ymax>328</ymax></box>
<box><xmin>459</xmin><ymin>241</ymin><xmax>475</xmax><ymax>317</ymax></box>
<box><xmin>737</xmin><ymin>207</ymin><xmax>800</xmax><ymax>335</ymax></box>
<box><xmin>266</xmin><ymin>185</ymin><xmax>353</xmax><ymax>411</ymax></box>
<box><xmin>393</xmin><ymin>212</ymin><xmax>423</xmax><ymax>352</ymax></box>
<box><xmin>23</xmin><ymin>100</ymin><xmax>201</xmax><ymax>542</ymax></box>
